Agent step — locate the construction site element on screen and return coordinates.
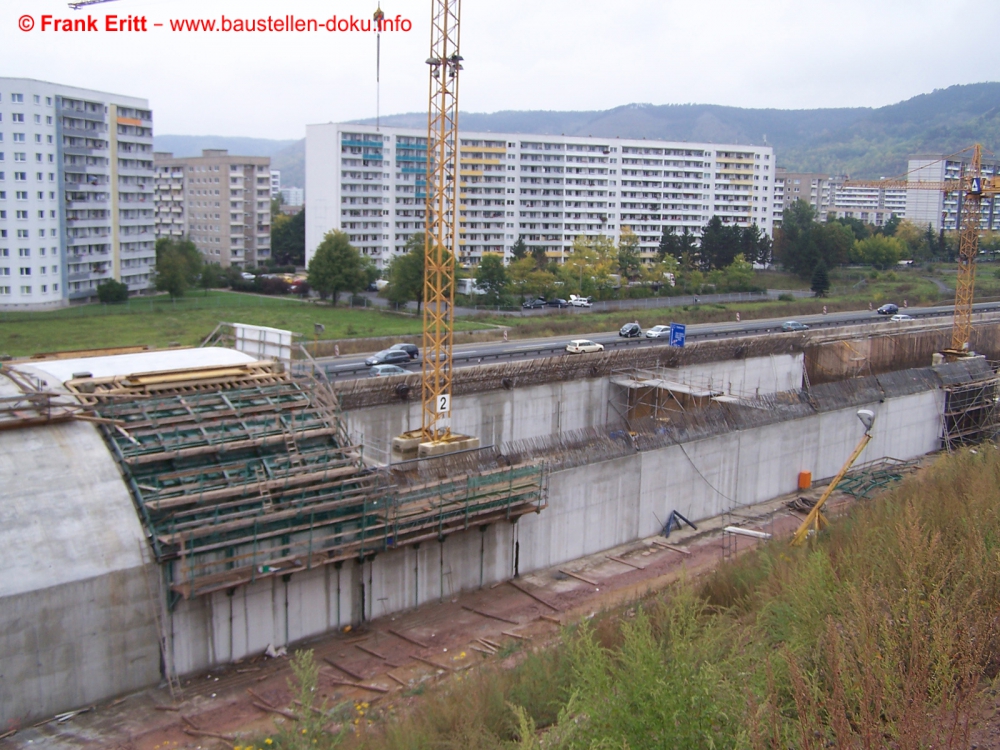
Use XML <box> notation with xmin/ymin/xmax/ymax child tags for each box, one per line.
<box><xmin>3</xmin><ymin>309</ymin><xmax>1000</xmax><ymax>733</ymax></box>
<box><xmin>6</xmin><ymin>0</ymin><xmax>1000</xmax><ymax>742</ymax></box>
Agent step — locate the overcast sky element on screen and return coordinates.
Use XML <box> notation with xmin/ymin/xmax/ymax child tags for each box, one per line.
<box><xmin>4</xmin><ymin>0</ymin><xmax>998</xmax><ymax>139</ymax></box>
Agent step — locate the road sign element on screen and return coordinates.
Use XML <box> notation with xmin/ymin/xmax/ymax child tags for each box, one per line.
<box><xmin>668</xmin><ymin>322</ymin><xmax>686</xmax><ymax>347</ymax></box>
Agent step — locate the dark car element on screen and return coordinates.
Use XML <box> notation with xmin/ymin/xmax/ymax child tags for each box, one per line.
<box><xmin>364</xmin><ymin>349</ymin><xmax>412</xmax><ymax>367</ymax></box>
<box><xmin>877</xmin><ymin>303</ymin><xmax>899</xmax><ymax>315</ymax></box>
<box><xmin>619</xmin><ymin>322</ymin><xmax>642</xmax><ymax>338</ymax></box>
<box><xmin>521</xmin><ymin>298</ymin><xmax>546</xmax><ymax>309</ymax></box>
<box><xmin>389</xmin><ymin>343</ymin><xmax>420</xmax><ymax>359</ymax></box>
<box><xmin>781</xmin><ymin>321</ymin><xmax>810</xmax><ymax>332</ymax></box>
<box><xmin>546</xmin><ymin>298</ymin><xmax>569</xmax><ymax>308</ymax></box>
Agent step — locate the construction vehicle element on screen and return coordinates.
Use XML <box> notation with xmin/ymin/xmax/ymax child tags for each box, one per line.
<box><xmin>845</xmin><ymin>144</ymin><xmax>1000</xmax><ymax>357</ymax></box>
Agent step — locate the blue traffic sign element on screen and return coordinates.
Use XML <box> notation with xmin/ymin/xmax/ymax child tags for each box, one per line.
<box><xmin>669</xmin><ymin>322</ymin><xmax>686</xmax><ymax>347</ymax></box>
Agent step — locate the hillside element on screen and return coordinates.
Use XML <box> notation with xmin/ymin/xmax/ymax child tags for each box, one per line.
<box><xmin>156</xmin><ymin>82</ymin><xmax>1000</xmax><ymax>185</ymax></box>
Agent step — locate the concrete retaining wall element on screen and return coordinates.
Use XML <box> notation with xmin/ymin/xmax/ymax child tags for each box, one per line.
<box><xmin>167</xmin><ymin>386</ymin><xmax>943</xmax><ymax>677</ymax></box>
<box><xmin>346</xmin><ymin>354</ymin><xmax>804</xmax><ymax>454</ymax></box>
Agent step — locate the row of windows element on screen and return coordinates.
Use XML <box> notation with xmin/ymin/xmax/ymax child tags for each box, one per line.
<box><xmin>0</xmin><ymin>284</ymin><xmax>59</xmax><ymax>296</ymax></box>
<box><xmin>1</xmin><ymin>94</ymin><xmax>53</xmax><ymax>105</ymax></box>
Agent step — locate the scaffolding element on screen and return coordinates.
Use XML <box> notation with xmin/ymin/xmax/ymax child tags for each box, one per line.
<box><xmin>941</xmin><ymin>375</ymin><xmax>1000</xmax><ymax>451</ymax></box>
<box><xmin>0</xmin><ymin>366</ymin><xmax>89</xmax><ymax>430</ymax></box>
<box><xmin>85</xmin><ymin>364</ymin><xmax>544</xmax><ymax>602</ymax></box>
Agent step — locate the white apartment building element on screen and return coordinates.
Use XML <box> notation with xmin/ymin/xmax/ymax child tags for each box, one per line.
<box><xmin>153</xmin><ymin>150</ymin><xmax>271</xmax><ymax>268</ymax></box>
<box><xmin>279</xmin><ymin>187</ymin><xmax>304</xmax><ymax>206</ymax></box>
<box><xmin>826</xmin><ymin>179</ymin><xmax>906</xmax><ymax>227</ymax></box>
<box><xmin>0</xmin><ymin>78</ymin><xmax>155</xmax><ymax>310</ymax></box>
<box><xmin>305</xmin><ymin>123</ymin><xmax>775</xmax><ymax>269</ymax></box>
<box><xmin>270</xmin><ymin>170</ymin><xmax>281</xmax><ymax>199</ymax></box>
<box><xmin>905</xmin><ymin>154</ymin><xmax>1000</xmax><ymax>232</ymax></box>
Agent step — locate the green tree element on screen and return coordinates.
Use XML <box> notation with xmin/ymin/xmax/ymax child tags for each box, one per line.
<box><xmin>617</xmin><ymin>228</ymin><xmax>642</xmax><ymax>279</ymax></box>
<box><xmin>850</xmin><ymin>235</ymin><xmax>905</xmax><ymax>269</ymax></box>
<box><xmin>385</xmin><ymin>233</ymin><xmax>426</xmax><ymax>311</ymax></box>
<box><xmin>96</xmin><ymin>278</ymin><xmax>129</xmax><ymax>304</ymax></box>
<box><xmin>154</xmin><ymin>236</ymin><xmax>202</xmax><ymax>298</ymax></box>
<box><xmin>531</xmin><ymin>245</ymin><xmax>548</xmax><ymax>269</ymax></box>
<box><xmin>510</xmin><ymin>235</ymin><xmax>528</xmax><ymax>261</ymax></box>
<box><xmin>722</xmin><ymin>254</ymin><xmax>756</xmax><ymax>291</ymax></box>
<box><xmin>698</xmin><ymin>216</ymin><xmax>741</xmax><ymax>271</ymax></box>
<box><xmin>811</xmin><ymin>260</ymin><xmax>830</xmax><ymax>297</ymax></box>
<box><xmin>199</xmin><ymin>263</ymin><xmax>227</xmax><ymax>291</ymax></box>
<box><xmin>307</xmin><ymin>230</ymin><xmax>366</xmax><ymax>305</ymax></box>
<box><xmin>829</xmin><ymin>215</ymin><xmax>872</xmax><ymax>242</ymax></box>
<box><xmin>775</xmin><ymin>200</ymin><xmax>852</xmax><ymax>277</ymax></box>
<box><xmin>657</xmin><ymin>227</ymin><xmax>682</xmax><ymax>263</ymax></box>
<box><xmin>881</xmin><ymin>214</ymin><xmax>902</xmax><ymax>237</ymax></box>
<box><xmin>270</xmin><ymin>210</ymin><xmax>305</xmax><ymax>266</ymax></box>
<box><xmin>270</xmin><ymin>194</ymin><xmax>283</xmax><ymax>221</ymax></box>
<box><xmin>474</xmin><ymin>252</ymin><xmax>508</xmax><ymax>305</ymax></box>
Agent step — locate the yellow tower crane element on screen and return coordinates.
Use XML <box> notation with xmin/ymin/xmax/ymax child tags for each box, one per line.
<box><xmin>844</xmin><ymin>144</ymin><xmax>1000</xmax><ymax>356</ymax></box>
<box><xmin>392</xmin><ymin>0</ymin><xmax>479</xmax><ymax>460</ymax></box>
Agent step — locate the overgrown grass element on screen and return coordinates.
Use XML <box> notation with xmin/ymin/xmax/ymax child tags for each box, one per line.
<box><xmin>0</xmin><ymin>291</ymin><xmax>481</xmax><ymax>357</ymax></box>
<box><xmin>289</xmin><ymin>446</ymin><xmax>1000</xmax><ymax>749</ymax></box>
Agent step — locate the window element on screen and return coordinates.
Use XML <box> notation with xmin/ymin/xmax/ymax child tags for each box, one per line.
<box><xmin>19</xmin><ymin>267</ymin><xmax>30</xmax><ymax>276</ymax></box>
<box><xmin>49</xmin><ymin>228</ymin><xmax>56</xmax><ymax>236</ymax></box>
<box><xmin>13</xmin><ymin>153</ymin><xmax>25</xmax><ymax>162</ymax></box>
<box><xmin>53</xmin><ymin>283</ymin><xmax>58</xmax><ymax>292</ymax></box>
<box><xmin>15</xmin><ymin>210</ymin><xmax>26</xmax><ymax>219</ymax></box>
<box><xmin>33</xmin><ymin>95</ymin><xmax>40</xmax><ymax>104</ymax></box>
<box><xmin>15</xmin><ymin>191</ymin><xmax>26</xmax><ymax>200</ymax></box>
<box><xmin>0</xmin><ymin>287</ymin><xmax>9</xmax><ymax>295</ymax></box>
<box><xmin>35</xmin><ymin>173</ymin><xmax>42</xmax><ymax>181</ymax></box>
<box><xmin>20</xmin><ymin>286</ymin><xmax>31</xmax><ymax>294</ymax></box>
<box><xmin>13</xmin><ymin>134</ymin><xmax>25</xmax><ymax>143</ymax></box>
<box><xmin>34</xmin><ymin>135</ymin><xmax>41</xmax><ymax>144</ymax></box>
<box><xmin>33</xmin><ymin>115</ymin><xmax>40</xmax><ymax>124</ymax></box>
<box><xmin>14</xmin><ymin>173</ymin><xmax>25</xmax><ymax>181</ymax></box>
<box><xmin>45</xmin><ymin>116</ymin><xmax>52</xmax><ymax>125</ymax></box>
<box><xmin>12</xmin><ymin>113</ymin><xmax>24</xmax><ymax>123</ymax></box>
<box><xmin>36</xmin><ymin>191</ymin><xmax>42</xmax><ymax>200</ymax></box>
<box><xmin>11</xmin><ymin>94</ymin><xmax>24</xmax><ymax>103</ymax></box>
<box><xmin>35</xmin><ymin>153</ymin><xmax>42</xmax><ymax>162</ymax></box>
<box><xmin>19</xmin><ymin>248</ymin><xmax>29</xmax><ymax>257</ymax></box>
<box><xmin>46</xmin><ymin>97</ymin><xmax>52</xmax><ymax>105</ymax></box>
<box><xmin>46</xmin><ymin>135</ymin><xmax>53</xmax><ymax>144</ymax></box>
<box><xmin>16</xmin><ymin>229</ymin><xmax>27</xmax><ymax>238</ymax></box>
<box><xmin>39</xmin><ymin>247</ymin><xmax>45</xmax><ymax>256</ymax></box>
<box><xmin>47</xmin><ymin>154</ymin><xmax>53</xmax><ymax>163</ymax></box>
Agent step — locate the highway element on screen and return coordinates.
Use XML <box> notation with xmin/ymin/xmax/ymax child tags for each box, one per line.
<box><xmin>310</xmin><ymin>301</ymin><xmax>1000</xmax><ymax>382</ymax></box>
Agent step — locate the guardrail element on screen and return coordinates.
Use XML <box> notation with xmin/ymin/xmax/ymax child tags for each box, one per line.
<box><xmin>300</xmin><ymin>304</ymin><xmax>1000</xmax><ymax>382</ymax></box>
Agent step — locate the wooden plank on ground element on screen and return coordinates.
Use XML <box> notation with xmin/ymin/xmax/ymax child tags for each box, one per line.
<box><xmin>607</xmin><ymin>554</ymin><xmax>645</xmax><ymax>570</ymax></box>
<box><xmin>507</xmin><ymin>579</ymin><xmax>560</xmax><ymax>611</ymax></box>
<box><xmin>386</xmin><ymin>628</ymin><xmax>430</xmax><ymax>648</ymax></box>
<box><xmin>461</xmin><ymin>604</ymin><xmax>519</xmax><ymax>624</ymax></box>
<box><xmin>323</xmin><ymin>657</ymin><xmax>365</xmax><ymax>682</ymax></box>
<box><xmin>651</xmin><ymin>539</ymin><xmax>692</xmax><ymax>555</ymax></box>
<box><xmin>559</xmin><ymin>568</ymin><xmax>599</xmax><ymax>585</ymax></box>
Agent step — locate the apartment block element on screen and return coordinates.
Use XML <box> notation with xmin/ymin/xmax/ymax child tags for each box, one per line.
<box><xmin>153</xmin><ymin>149</ymin><xmax>271</xmax><ymax>268</ymax></box>
<box><xmin>306</xmin><ymin>123</ymin><xmax>775</xmax><ymax>269</ymax></box>
<box><xmin>0</xmin><ymin>77</ymin><xmax>155</xmax><ymax>310</ymax></box>
<box><xmin>826</xmin><ymin>177</ymin><xmax>906</xmax><ymax>227</ymax></box>
<box><xmin>905</xmin><ymin>154</ymin><xmax>1000</xmax><ymax>232</ymax></box>
<box><xmin>279</xmin><ymin>187</ymin><xmax>304</xmax><ymax>206</ymax></box>
<box><xmin>270</xmin><ymin>169</ymin><xmax>281</xmax><ymax>198</ymax></box>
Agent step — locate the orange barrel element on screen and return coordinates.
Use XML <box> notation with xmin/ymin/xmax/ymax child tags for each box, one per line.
<box><xmin>798</xmin><ymin>471</ymin><xmax>812</xmax><ymax>490</ymax></box>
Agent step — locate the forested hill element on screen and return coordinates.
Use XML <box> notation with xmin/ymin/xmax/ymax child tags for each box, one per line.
<box><xmin>155</xmin><ymin>83</ymin><xmax>1000</xmax><ymax>186</ymax></box>
<box><xmin>355</xmin><ymin>82</ymin><xmax>1000</xmax><ymax>179</ymax></box>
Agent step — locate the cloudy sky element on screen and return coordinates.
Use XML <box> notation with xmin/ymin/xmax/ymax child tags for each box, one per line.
<box><xmin>3</xmin><ymin>0</ymin><xmax>998</xmax><ymax>139</ymax></box>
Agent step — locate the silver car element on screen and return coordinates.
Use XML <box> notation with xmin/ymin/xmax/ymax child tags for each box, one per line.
<box><xmin>645</xmin><ymin>325</ymin><xmax>670</xmax><ymax>338</ymax></box>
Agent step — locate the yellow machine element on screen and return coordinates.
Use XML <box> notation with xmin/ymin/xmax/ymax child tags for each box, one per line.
<box><xmin>791</xmin><ymin>410</ymin><xmax>875</xmax><ymax>546</ymax></box>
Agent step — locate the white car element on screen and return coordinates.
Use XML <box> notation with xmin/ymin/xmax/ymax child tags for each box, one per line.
<box><xmin>890</xmin><ymin>313</ymin><xmax>914</xmax><ymax>322</ymax></box>
<box><xmin>569</xmin><ymin>296</ymin><xmax>592</xmax><ymax>307</ymax></box>
<box><xmin>566</xmin><ymin>339</ymin><xmax>605</xmax><ymax>354</ymax></box>
<box><xmin>645</xmin><ymin>324</ymin><xmax>670</xmax><ymax>338</ymax></box>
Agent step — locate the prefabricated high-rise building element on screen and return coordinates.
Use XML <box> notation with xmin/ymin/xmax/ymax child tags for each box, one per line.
<box><xmin>0</xmin><ymin>77</ymin><xmax>155</xmax><ymax>310</ymax></box>
<box><xmin>153</xmin><ymin>149</ymin><xmax>272</xmax><ymax>268</ymax></box>
<box><xmin>305</xmin><ymin>123</ymin><xmax>776</xmax><ymax>269</ymax></box>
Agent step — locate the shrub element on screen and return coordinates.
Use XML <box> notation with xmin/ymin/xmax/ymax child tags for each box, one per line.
<box><xmin>96</xmin><ymin>279</ymin><xmax>129</xmax><ymax>304</ymax></box>
<box><xmin>778</xmin><ymin>293</ymin><xmax>794</xmax><ymax>302</ymax></box>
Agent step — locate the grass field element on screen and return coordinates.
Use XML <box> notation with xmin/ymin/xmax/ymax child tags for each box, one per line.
<box><xmin>0</xmin><ymin>291</ymin><xmax>481</xmax><ymax>357</ymax></box>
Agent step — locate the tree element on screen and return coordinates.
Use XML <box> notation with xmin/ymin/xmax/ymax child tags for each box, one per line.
<box><xmin>698</xmin><ymin>216</ymin><xmax>741</xmax><ymax>271</ymax></box>
<box><xmin>385</xmin><ymin>233</ymin><xmax>426</xmax><ymax>311</ymax></box>
<box><xmin>829</xmin><ymin>215</ymin><xmax>871</xmax><ymax>242</ymax></box>
<box><xmin>96</xmin><ymin>278</ymin><xmax>129</xmax><ymax>304</ymax></box>
<box><xmin>881</xmin><ymin>215</ymin><xmax>902</xmax><ymax>237</ymax></box>
<box><xmin>474</xmin><ymin>253</ymin><xmax>509</xmax><ymax>304</ymax></box>
<box><xmin>775</xmin><ymin>200</ymin><xmax>852</xmax><ymax>277</ymax></box>
<box><xmin>307</xmin><ymin>230</ymin><xmax>366</xmax><ymax>305</ymax></box>
<box><xmin>617</xmin><ymin>228</ymin><xmax>642</xmax><ymax>279</ymax></box>
<box><xmin>270</xmin><ymin>210</ymin><xmax>305</xmax><ymax>266</ymax></box>
<box><xmin>850</xmin><ymin>235</ymin><xmax>905</xmax><ymax>269</ymax></box>
<box><xmin>199</xmin><ymin>263</ymin><xmax>227</xmax><ymax>291</ymax></box>
<box><xmin>271</xmin><ymin>195</ymin><xmax>283</xmax><ymax>221</ymax></box>
<box><xmin>811</xmin><ymin>261</ymin><xmax>830</xmax><ymax>297</ymax></box>
<box><xmin>894</xmin><ymin>219</ymin><xmax>926</xmax><ymax>260</ymax></box>
<box><xmin>531</xmin><ymin>245</ymin><xmax>548</xmax><ymax>269</ymax></box>
<box><xmin>154</xmin><ymin>236</ymin><xmax>203</xmax><ymax>298</ymax></box>
<box><xmin>657</xmin><ymin>227</ymin><xmax>682</xmax><ymax>263</ymax></box>
<box><xmin>510</xmin><ymin>235</ymin><xmax>528</xmax><ymax>261</ymax></box>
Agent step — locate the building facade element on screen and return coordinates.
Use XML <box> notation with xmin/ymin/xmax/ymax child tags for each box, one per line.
<box><xmin>153</xmin><ymin>149</ymin><xmax>271</xmax><ymax>268</ymax></box>
<box><xmin>306</xmin><ymin>123</ymin><xmax>775</xmax><ymax>269</ymax></box>
<box><xmin>0</xmin><ymin>77</ymin><xmax>155</xmax><ymax>310</ymax></box>
<box><xmin>270</xmin><ymin>169</ymin><xmax>281</xmax><ymax>198</ymax></box>
<box><xmin>279</xmin><ymin>186</ymin><xmax>304</xmax><ymax>206</ymax></box>
<box><xmin>905</xmin><ymin>154</ymin><xmax>1000</xmax><ymax>232</ymax></box>
<box><xmin>826</xmin><ymin>178</ymin><xmax>906</xmax><ymax>227</ymax></box>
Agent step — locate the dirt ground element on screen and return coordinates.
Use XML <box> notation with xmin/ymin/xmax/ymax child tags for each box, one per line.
<box><xmin>6</xmin><ymin>473</ymin><xmax>981</xmax><ymax>750</ymax></box>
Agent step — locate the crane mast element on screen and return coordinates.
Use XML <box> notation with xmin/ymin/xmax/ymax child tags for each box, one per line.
<box><xmin>421</xmin><ymin>0</ymin><xmax>462</xmax><ymax>441</ymax></box>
